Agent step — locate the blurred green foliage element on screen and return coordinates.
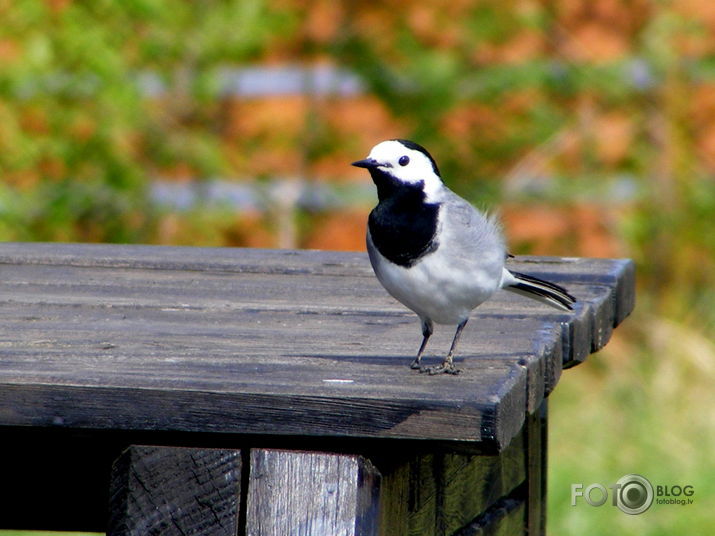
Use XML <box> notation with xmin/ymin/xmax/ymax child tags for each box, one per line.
<box><xmin>1</xmin><ymin>1</ymin><xmax>714</xmax><ymax>534</ymax></box>
<box><xmin>0</xmin><ymin>0</ymin><xmax>293</xmax><ymax>242</ymax></box>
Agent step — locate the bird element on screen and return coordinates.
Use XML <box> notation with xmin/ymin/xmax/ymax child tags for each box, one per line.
<box><xmin>352</xmin><ymin>139</ymin><xmax>575</xmax><ymax>375</ymax></box>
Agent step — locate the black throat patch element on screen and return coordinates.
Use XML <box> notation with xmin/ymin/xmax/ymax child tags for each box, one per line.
<box><xmin>367</xmin><ymin>168</ymin><xmax>440</xmax><ymax>267</ymax></box>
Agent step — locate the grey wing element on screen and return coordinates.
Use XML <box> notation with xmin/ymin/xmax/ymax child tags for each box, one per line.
<box><xmin>440</xmin><ymin>189</ymin><xmax>506</xmax><ymax>263</ymax></box>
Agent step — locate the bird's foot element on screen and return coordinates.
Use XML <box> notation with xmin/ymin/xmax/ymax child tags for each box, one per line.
<box><xmin>409</xmin><ymin>358</ymin><xmax>422</xmax><ymax>370</ymax></box>
<box><xmin>419</xmin><ymin>362</ymin><xmax>461</xmax><ymax>375</ymax></box>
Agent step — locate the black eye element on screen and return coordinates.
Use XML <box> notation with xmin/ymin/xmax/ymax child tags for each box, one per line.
<box><xmin>398</xmin><ymin>155</ymin><xmax>410</xmax><ymax>166</ymax></box>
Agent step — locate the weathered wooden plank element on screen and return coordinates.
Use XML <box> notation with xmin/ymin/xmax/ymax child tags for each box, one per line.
<box><xmin>0</xmin><ymin>259</ymin><xmax>612</xmax><ymax>370</ymax></box>
<box><xmin>0</xmin><ymin>304</ymin><xmax>553</xmax><ymax>388</ymax></box>
<box><xmin>107</xmin><ymin>445</ymin><xmax>242</xmax><ymax>536</ymax></box>
<box><xmin>245</xmin><ymin>449</ymin><xmax>380</xmax><ymax>536</ymax></box>
<box><xmin>0</xmin><ymin>248</ymin><xmax>626</xmax><ymax>317</ymax></box>
<box><xmin>0</xmin><ymin>294</ymin><xmax>573</xmax><ymax>390</ymax></box>
<box><xmin>0</xmin><ymin>243</ymin><xmax>636</xmax><ymax>327</ymax></box>
<box><xmin>0</xmin><ymin>246</ymin><xmax>628</xmax><ymax>371</ymax></box>
<box><xmin>0</xmin><ymin>242</ymin><xmax>373</xmax><ymax>276</ymax></box>
<box><xmin>0</xmin><ymin>374</ymin><xmax>521</xmax><ymax>446</ymax></box>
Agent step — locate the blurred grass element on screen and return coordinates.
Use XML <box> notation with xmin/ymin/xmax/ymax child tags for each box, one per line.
<box><xmin>549</xmin><ymin>304</ymin><xmax>715</xmax><ymax>534</ymax></box>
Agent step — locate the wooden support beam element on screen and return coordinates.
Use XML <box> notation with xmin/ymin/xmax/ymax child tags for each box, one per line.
<box><xmin>246</xmin><ymin>449</ymin><xmax>381</xmax><ymax>536</ymax></box>
<box><xmin>108</xmin><ymin>445</ymin><xmax>242</xmax><ymax>536</ymax></box>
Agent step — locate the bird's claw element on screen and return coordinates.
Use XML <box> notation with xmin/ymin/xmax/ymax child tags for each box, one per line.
<box><xmin>419</xmin><ymin>363</ymin><xmax>461</xmax><ymax>375</ymax></box>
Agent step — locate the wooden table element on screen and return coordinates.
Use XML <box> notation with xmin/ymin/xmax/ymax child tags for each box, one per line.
<box><xmin>0</xmin><ymin>243</ymin><xmax>634</xmax><ymax>535</ymax></box>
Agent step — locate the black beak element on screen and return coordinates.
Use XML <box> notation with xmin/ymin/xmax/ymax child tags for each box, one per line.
<box><xmin>351</xmin><ymin>158</ymin><xmax>385</xmax><ymax>169</ymax></box>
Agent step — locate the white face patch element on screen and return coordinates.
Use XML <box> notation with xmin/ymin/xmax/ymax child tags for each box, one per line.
<box><xmin>366</xmin><ymin>140</ymin><xmax>445</xmax><ymax>203</ymax></box>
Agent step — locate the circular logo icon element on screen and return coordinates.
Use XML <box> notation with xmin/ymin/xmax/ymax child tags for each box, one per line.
<box><xmin>615</xmin><ymin>474</ymin><xmax>654</xmax><ymax>515</ymax></box>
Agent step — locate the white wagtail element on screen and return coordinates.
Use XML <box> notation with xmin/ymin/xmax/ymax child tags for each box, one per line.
<box><xmin>352</xmin><ymin>139</ymin><xmax>575</xmax><ymax>375</ymax></box>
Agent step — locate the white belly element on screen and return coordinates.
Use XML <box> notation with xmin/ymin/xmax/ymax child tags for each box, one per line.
<box><xmin>367</xmin><ymin>233</ymin><xmax>503</xmax><ymax>325</ymax></box>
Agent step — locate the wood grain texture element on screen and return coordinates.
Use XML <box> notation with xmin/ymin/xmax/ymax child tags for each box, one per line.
<box><xmin>107</xmin><ymin>445</ymin><xmax>242</xmax><ymax>536</ymax></box>
<box><xmin>375</xmin><ymin>425</ymin><xmax>527</xmax><ymax>536</ymax></box>
<box><xmin>452</xmin><ymin>497</ymin><xmax>526</xmax><ymax>536</ymax></box>
<box><xmin>246</xmin><ymin>449</ymin><xmax>380</xmax><ymax>536</ymax></box>
<box><xmin>0</xmin><ymin>243</ymin><xmax>635</xmax><ymax>449</ymax></box>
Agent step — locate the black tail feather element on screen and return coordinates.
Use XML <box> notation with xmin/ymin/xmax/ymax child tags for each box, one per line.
<box><xmin>507</xmin><ymin>271</ymin><xmax>576</xmax><ymax>311</ymax></box>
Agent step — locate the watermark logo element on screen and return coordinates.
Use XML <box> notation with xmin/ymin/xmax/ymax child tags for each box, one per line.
<box><xmin>613</xmin><ymin>474</ymin><xmax>654</xmax><ymax>514</ymax></box>
<box><xmin>571</xmin><ymin>474</ymin><xmax>694</xmax><ymax>515</ymax></box>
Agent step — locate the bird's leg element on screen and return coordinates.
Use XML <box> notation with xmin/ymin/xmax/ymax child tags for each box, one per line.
<box><xmin>424</xmin><ymin>318</ymin><xmax>467</xmax><ymax>375</ymax></box>
<box><xmin>410</xmin><ymin>318</ymin><xmax>433</xmax><ymax>370</ymax></box>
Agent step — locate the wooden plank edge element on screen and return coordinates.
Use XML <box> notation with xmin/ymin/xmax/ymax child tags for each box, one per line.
<box><xmin>478</xmin><ymin>365</ymin><xmax>527</xmax><ymax>451</ymax></box>
<box><xmin>0</xmin><ymin>382</ymin><xmax>512</xmax><ymax>445</ymax></box>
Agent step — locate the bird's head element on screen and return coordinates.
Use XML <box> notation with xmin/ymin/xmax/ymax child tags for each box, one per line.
<box><xmin>352</xmin><ymin>139</ymin><xmax>444</xmax><ymax>203</ymax></box>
